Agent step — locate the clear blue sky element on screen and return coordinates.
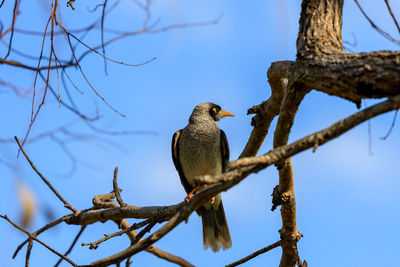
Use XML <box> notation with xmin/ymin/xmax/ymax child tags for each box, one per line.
<box><xmin>1</xmin><ymin>0</ymin><xmax>399</xmax><ymax>266</ymax></box>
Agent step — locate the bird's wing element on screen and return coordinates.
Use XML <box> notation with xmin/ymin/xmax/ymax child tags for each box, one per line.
<box><xmin>220</xmin><ymin>130</ymin><xmax>230</xmax><ymax>172</ymax></box>
<box><xmin>172</xmin><ymin>130</ymin><xmax>194</xmax><ymax>194</ymax></box>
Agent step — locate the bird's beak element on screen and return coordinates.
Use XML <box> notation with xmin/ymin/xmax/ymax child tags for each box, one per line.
<box><xmin>221</xmin><ymin>110</ymin><xmax>234</xmax><ymax>118</ymax></box>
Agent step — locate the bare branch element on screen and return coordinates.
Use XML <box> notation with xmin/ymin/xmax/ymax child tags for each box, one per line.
<box><xmin>81</xmin><ymin>219</ymin><xmax>152</xmax><ymax>249</ymax></box>
<box><xmin>13</xmin><ymin>215</ymin><xmax>68</xmax><ymax>258</ymax></box>
<box><xmin>25</xmin><ymin>239</ymin><xmax>33</xmax><ymax>267</ymax></box>
<box><xmin>67</xmin><ymin>0</ymin><xmax>76</xmax><ymax>10</ymax></box>
<box><xmin>76</xmin><ymin>17</ymin><xmax>221</xmax><ymax>63</ymax></box>
<box><xmin>0</xmin><ymin>58</ymin><xmax>74</xmax><ymax>71</ymax></box>
<box><xmin>380</xmin><ymin>109</ymin><xmax>398</xmax><ymax>140</ymax></box>
<box><xmin>272</xmin><ymin>82</ymin><xmax>308</xmax><ymax>266</ymax></box>
<box><xmin>226</xmin><ymin>240</ymin><xmax>282</xmax><ymax>267</ymax></box>
<box><xmin>86</xmin><ymin>190</ymin><xmax>194</xmax><ymax>267</ymax></box>
<box><xmin>113</xmin><ymin>167</ymin><xmax>125</xmax><ymax>207</ymax></box>
<box><xmin>14</xmin><ymin>136</ymin><xmax>79</xmax><ymax>214</ymax></box>
<box><xmin>240</xmin><ymin>61</ymin><xmax>293</xmax><ymax>158</ymax></box>
<box><xmin>3</xmin><ymin>0</ymin><xmax>19</xmax><ymax>59</ymax></box>
<box><xmin>384</xmin><ymin>0</ymin><xmax>400</xmax><ymax>35</ymax></box>
<box><xmin>59</xmin><ymin>26</ymin><xmax>126</xmax><ymax>118</ymax></box>
<box><xmin>354</xmin><ymin>0</ymin><xmax>400</xmax><ymax>45</ymax></box>
<box><xmin>55</xmin><ymin>226</ymin><xmax>87</xmax><ymax>267</ymax></box>
<box><xmin>1</xmin><ymin>215</ymin><xmax>77</xmax><ymax>267</ymax></box>
<box><xmin>100</xmin><ymin>0</ymin><xmax>109</xmax><ymax>74</ymax></box>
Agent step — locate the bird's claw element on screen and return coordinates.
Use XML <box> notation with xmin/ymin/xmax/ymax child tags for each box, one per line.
<box><xmin>211</xmin><ymin>197</ymin><xmax>215</xmax><ymax>204</ymax></box>
<box><xmin>185</xmin><ymin>192</ymin><xmax>194</xmax><ymax>203</ymax></box>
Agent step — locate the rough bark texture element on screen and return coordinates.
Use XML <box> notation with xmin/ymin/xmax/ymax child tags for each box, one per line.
<box><xmin>297</xmin><ymin>51</ymin><xmax>400</xmax><ymax>103</ymax></box>
<box><xmin>297</xmin><ymin>0</ymin><xmax>344</xmax><ymax>57</ymax></box>
<box><xmin>273</xmin><ymin>84</ymin><xmax>309</xmax><ymax>267</ymax></box>
<box><xmin>295</xmin><ymin>0</ymin><xmax>400</xmax><ymax>103</ymax></box>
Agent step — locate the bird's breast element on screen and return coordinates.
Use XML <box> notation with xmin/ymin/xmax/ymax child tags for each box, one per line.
<box><xmin>178</xmin><ymin>127</ymin><xmax>222</xmax><ymax>186</ymax></box>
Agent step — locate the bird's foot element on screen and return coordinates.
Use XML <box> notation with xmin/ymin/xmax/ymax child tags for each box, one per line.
<box><xmin>184</xmin><ymin>192</ymin><xmax>194</xmax><ymax>203</ymax></box>
<box><xmin>185</xmin><ymin>185</ymin><xmax>201</xmax><ymax>203</ymax></box>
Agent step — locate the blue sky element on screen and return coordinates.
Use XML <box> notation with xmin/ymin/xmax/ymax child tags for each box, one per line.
<box><xmin>1</xmin><ymin>0</ymin><xmax>399</xmax><ymax>266</ymax></box>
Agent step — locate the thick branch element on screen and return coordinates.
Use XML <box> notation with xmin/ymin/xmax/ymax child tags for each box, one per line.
<box><xmin>273</xmin><ymin>83</ymin><xmax>308</xmax><ymax>267</ymax></box>
<box><xmin>240</xmin><ymin>61</ymin><xmax>294</xmax><ymax>158</ymax></box>
<box><xmin>65</xmin><ymin>203</ymin><xmax>185</xmax><ymax>225</ymax></box>
<box><xmin>296</xmin><ymin>51</ymin><xmax>400</xmax><ymax>102</ymax></box>
<box><xmin>297</xmin><ymin>0</ymin><xmax>344</xmax><ymax>58</ymax></box>
<box><xmin>295</xmin><ymin>0</ymin><xmax>399</xmax><ymax>103</ymax></box>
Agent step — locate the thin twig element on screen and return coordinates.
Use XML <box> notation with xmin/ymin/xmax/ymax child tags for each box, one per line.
<box><xmin>76</xmin><ymin>18</ymin><xmax>220</xmax><ymax>63</ymax></box>
<box><xmin>31</xmin><ymin>16</ymin><xmax>51</xmax><ymax>123</ymax></box>
<box><xmin>133</xmin><ymin>221</ymin><xmax>156</xmax><ymax>244</ymax></box>
<box><xmin>354</xmin><ymin>0</ymin><xmax>400</xmax><ymax>45</ymax></box>
<box><xmin>225</xmin><ymin>240</ymin><xmax>282</xmax><ymax>267</ymax></box>
<box><xmin>81</xmin><ymin>219</ymin><xmax>153</xmax><ymax>249</ymax></box>
<box><xmin>25</xmin><ymin>239</ymin><xmax>33</xmax><ymax>267</ymax></box>
<box><xmin>67</xmin><ymin>0</ymin><xmax>75</xmax><ymax>10</ymax></box>
<box><xmin>55</xmin><ymin>226</ymin><xmax>86</xmax><ymax>267</ymax></box>
<box><xmin>68</xmin><ymin>28</ymin><xmax>157</xmax><ymax>67</ymax></box>
<box><xmin>13</xmin><ymin>215</ymin><xmax>68</xmax><ymax>258</ymax></box>
<box><xmin>60</xmin><ymin>27</ymin><xmax>126</xmax><ymax>117</ymax></box>
<box><xmin>91</xmin><ymin>195</ymin><xmax>194</xmax><ymax>267</ymax></box>
<box><xmin>113</xmin><ymin>167</ymin><xmax>124</xmax><ymax>207</ymax></box>
<box><xmin>368</xmin><ymin>117</ymin><xmax>373</xmax><ymax>155</ymax></box>
<box><xmin>3</xmin><ymin>0</ymin><xmax>19</xmax><ymax>59</ymax></box>
<box><xmin>380</xmin><ymin>109</ymin><xmax>398</xmax><ymax>140</ymax></box>
<box><xmin>14</xmin><ymin>136</ymin><xmax>79</xmax><ymax>214</ymax></box>
<box><xmin>1</xmin><ymin>215</ymin><xmax>77</xmax><ymax>267</ymax></box>
<box><xmin>101</xmin><ymin>0</ymin><xmax>109</xmax><ymax>74</ymax></box>
<box><xmin>0</xmin><ymin>58</ymin><xmax>74</xmax><ymax>71</ymax></box>
<box><xmin>384</xmin><ymin>0</ymin><xmax>400</xmax><ymax>35</ymax></box>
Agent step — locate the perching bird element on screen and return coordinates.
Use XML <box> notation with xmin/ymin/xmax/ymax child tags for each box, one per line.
<box><xmin>171</xmin><ymin>102</ymin><xmax>233</xmax><ymax>252</ymax></box>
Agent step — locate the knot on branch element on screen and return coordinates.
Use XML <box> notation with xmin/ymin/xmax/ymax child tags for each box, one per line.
<box><xmin>271</xmin><ymin>185</ymin><xmax>291</xmax><ymax>211</ymax></box>
<box><xmin>278</xmin><ymin>230</ymin><xmax>303</xmax><ymax>244</ymax></box>
<box><xmin>92</xmin><ymin>192</ymin><xmax>120</xmax><ymax>209</ymax></box>
<box><xmin>274</xmin><ymin>158</ymin><xmax>289</xmax><ymax>171</ymax></box>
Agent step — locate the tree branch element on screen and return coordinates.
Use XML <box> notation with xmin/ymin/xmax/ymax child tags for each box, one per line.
<box><xmin>296</xmin><ymin>51</ymin><xmax>400</xmax><ymax>102</ymax></box>
<box><xmin>240</xmin><ymin>61</ymin><xmax>294</xmax><ymax>158</ymax></box>
<box><xmin>226</xmin><ymin>240</ymin><xmax>282</xmax><ymax>267</ymax></box>
<box><xmin>272</xmin><ymin>82</ymin><xmax>308</xmax><ymax>267</ymax></box>
<box><xmin>55</xmin><ymin>226</ymin><xmax>86</xmax><ymax>267</ymax></box>
<box><xmin>1</xmin><ymin>215</ymin><xmax>77</xmax><ymax>267</ymax></box>
<box><xmin>14</xmin><ymin>136</ymin><xmax>79</xmax><ymax>214</ymax></box>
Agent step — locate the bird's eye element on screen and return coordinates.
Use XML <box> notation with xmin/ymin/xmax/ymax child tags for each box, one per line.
<box><xmin>211</xmin><ymin>107</ymin><xmax>217</xmax><ymax>114</ymax></box>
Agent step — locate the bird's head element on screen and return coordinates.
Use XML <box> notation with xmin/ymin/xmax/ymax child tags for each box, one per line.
<box><xmin>189</xmin><ymin>102</ymin><xmax>234</xmax><ymax>123</ymax></box>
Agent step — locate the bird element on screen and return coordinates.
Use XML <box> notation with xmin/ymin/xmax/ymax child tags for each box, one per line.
<box><xmin>171</xmin><ymin>102</ymin><xmax>234</xmax><ymax>252</ymax></box>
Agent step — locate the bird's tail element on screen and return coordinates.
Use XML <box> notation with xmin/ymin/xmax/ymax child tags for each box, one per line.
<box><xmin>199</xmin><ymin>201</ymin><xmax>232</xmax><ymax>252</ymax></box>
